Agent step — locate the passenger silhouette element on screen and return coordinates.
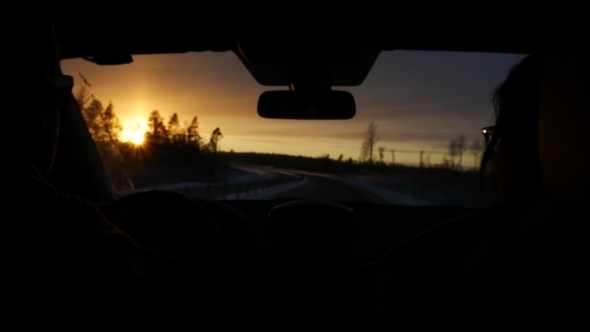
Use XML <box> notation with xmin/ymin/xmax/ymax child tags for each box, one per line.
<box><xmin>356</xmin><ymin>55</ymin><xmax>554</xmax><ymax>330</ymax></box>
<box><xmin>481</xmin><ymin>54</ymin><xmax>545</xmax><ymax>201</ymax></box>
<box><xmin>0</xmin><ymin>5</ymin><xmax>209</xmax><ymax>330</ymax></box>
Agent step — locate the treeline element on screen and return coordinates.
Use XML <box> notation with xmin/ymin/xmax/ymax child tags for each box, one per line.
<box><xmin>351</xmin><ymin>121</ymin><xmax>495</xmax><ymax>206</ymax></box>
<box><xmin>224</xmin><ymin>151</ymin><xmax>479</xmax><ymax>176</ymax></box>
<box><xmin>223</xmin><ymin>120</ymin><xmax>495</xmax><ymax>207</ymax></box>
<box><xmin>143</xmin><ymin>110</ymin><xmax>223</xmax><ymax>153</ymax></box>
<box><xmin>75</xmin><ymin>85</ymin><xmax>229</xmax><ymax>190</ymax></box>
<box><xmin>359</xmin><ymin>122</ymin><xmax>485</xmax><ymax>170</ymax></box>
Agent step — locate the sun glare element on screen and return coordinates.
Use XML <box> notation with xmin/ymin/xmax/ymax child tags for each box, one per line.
<box><xmin>122</xmin><ymin>122</ymin><xmax>147</xmax><ymax>146</ymax></box>
<box><xmin>128</xmin><ymin>130</ymin><xmax>145</xmax><ymax>145</ymax></box>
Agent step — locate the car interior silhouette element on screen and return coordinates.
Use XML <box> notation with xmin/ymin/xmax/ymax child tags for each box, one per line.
<box><xmin>3</xmin><ymin>2</ymin><xmax>589</xmax><ymax>330</ymax></box>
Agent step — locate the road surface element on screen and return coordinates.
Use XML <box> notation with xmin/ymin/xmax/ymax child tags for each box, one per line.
<box><xmin>265</xmin><ymin>171</ymin><xmax>387</xmax><ymax>204</ymax></box>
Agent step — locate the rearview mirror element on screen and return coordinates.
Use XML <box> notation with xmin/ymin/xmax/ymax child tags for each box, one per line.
<box><xmin>258</xmin><ymin>91</ymin><xmax>356</xmax><ymax>119</ymax></box>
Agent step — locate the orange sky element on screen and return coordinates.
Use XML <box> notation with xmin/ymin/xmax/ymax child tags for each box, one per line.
<box><xmin>60</xmin><ymin>51</ymin><xmax>524</xmax><ymax>167</ymax></box>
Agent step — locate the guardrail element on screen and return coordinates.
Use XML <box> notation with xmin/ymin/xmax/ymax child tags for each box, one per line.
<box><xmin>179</xmin><ymin>173</ymin><xmax>303</xmax><ymax>200</ymax></box>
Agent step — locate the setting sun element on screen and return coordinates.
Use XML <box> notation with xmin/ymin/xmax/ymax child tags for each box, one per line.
<box><xmin>122</xmin><ymin>122</ymin><xmax>147</xmax><ymax>145</ymax></box>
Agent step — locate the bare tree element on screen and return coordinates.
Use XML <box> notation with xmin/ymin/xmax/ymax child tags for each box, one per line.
<box><xmin>419</xmin><ymin>150</ymin><xmax>424</xmax><ymax>168</ymax></box>
<box><xmin>470</xmin><ymin>139</ymin><xmax>484</xmax><ymax>168</ymax></box>
<box><xmin>457</xmin><ymin>134</ymin><xmax>465</xmax><ymax>170</ymax></box>
<box><xmin>360</xmin><ymin>140</ymin><xmax>370</xmax><ymax>163</ymax></box>
<box><xmin>359</xmin><ymin>122</ymin><xmax>378</xmax><ymax>164</ymax></box>
<box><xmin>442</xmin><ymin>154</ymin><xmax>452</xmax><ymax>169</ymax></box>
<box><xmin>447</xmin><ymin>135</ymin><xmax>466</xmax><ymax>170</ymax></box>
<box><xmin>378</xmin><ymin>146</ymin><xmax>386</xmax><ymax>164</ymax></box>
<box><xmin>448</xmin><ymin>138</ymin><xmax>458</xmax><ymax>168</ymax></box>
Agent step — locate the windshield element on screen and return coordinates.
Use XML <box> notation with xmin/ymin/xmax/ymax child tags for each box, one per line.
<box><xmin>60</xmin><ymin>51</ymin><xmax>524</xmax><ymax>208</ymax></box>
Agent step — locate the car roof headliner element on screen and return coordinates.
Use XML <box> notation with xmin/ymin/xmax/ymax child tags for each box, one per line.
<box><xmin>52</xmin><ymin>1</ymin><xmax>556</xmax><ymax>85</ymax></box>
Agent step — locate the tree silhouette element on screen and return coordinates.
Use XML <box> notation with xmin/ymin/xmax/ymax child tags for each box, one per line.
<box><xmin>98</xmin><ymin>102</ymin><xmax>122</xmax><ymax>142</ymax></box>
<box><xmin>207</xmin><ymin>127</ymin><xmax>223</xmax><ymax>153</ymax></box>
<box><xmin>447</xmin><ymin>135</ymin><xmax>466</xmax><ymax>170</ymax></box>
<box><xmin>378</xmin><ymin>146</ymin><xmax>386</xmax><ymax>164</ymax></box>
<box><xmin>75</xmin><ymin>87</ymin><xmax>121</xmax><ymax>144</ymax></box>
<box><xmin>74</xmin><ymin>86</ymin><xmax>131</xmax><ymax>189</ymax></box>
<box><xmin>360</xmin><ymin>122</ymin><xmax>378</xmax><ymax>164</ymax></box>
<box><xmin>187</xmin><ymin>116</ymin><xmax>202</xmax><ymax>147</ymax></box>
<box><xmin>147</xmin><ymin>110</ymin><xmax>168</xmax><ymax>143</ymax></box>
<box><xmin>457</xmin><ymin>134</ymin><xmax>465</xmax><ymax>170</ymax></box>
<box><xmin>74</xmin><ymin>85</ymin><xmax>91</xmax><ymax>115</ymax></box>
<box><xmin>167</xmin><ymin>113</ymin><xmax>181</xmax><ymax>142</ymax></box>
<box><xmin>420</xmin><ymin>150</ymin><xmax>424</xmax><ymax>168</ymax></box>
<box><xmin>74</xmin><ymin>83</ymin><xmax>230</xmax><ymax>190</ymax></box>
<box><xmin>470</xmin><ymin>139</ymin><xmax>484</xmax><ymax>168</ymax></box>
<box><xmin>448</xmin><ymin>138</ymin><xmax>458</xmax><ymax>169</ymax></box>
<box><xmin>81</xmin><ymin>98</ymin><xmax>103</xmax><ymax>140</ymax></box>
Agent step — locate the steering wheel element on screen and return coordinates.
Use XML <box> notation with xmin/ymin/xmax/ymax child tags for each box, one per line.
<box><xmin>101</xmin><ymin>190</ymin><xmax>222</xmax><ymax>261</ymax></box>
